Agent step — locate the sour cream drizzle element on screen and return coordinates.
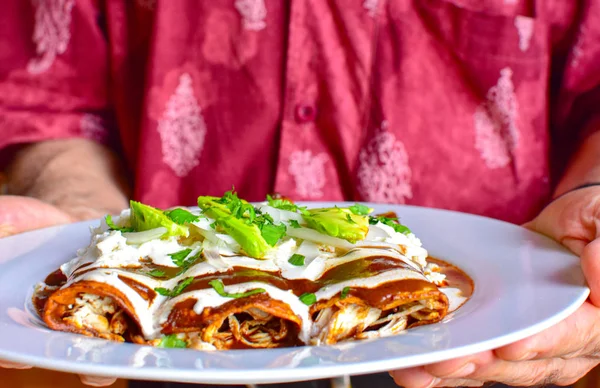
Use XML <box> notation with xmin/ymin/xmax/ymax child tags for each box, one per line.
<box><xmin>57</xmin><ymin>206</ymin><xmax>461</xmax><ymax>341</ymax></box>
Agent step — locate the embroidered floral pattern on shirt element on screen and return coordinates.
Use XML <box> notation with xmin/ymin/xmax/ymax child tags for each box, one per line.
<box><xmin>357</xmin><ymin>121</ymin><xmax>413</xmax><ymax>204</ymax></box>
<box><xmin>157</xmin><ymin>73</ymin><xmax>207</xmax><ymax>177</ymax></box>
<box><xmin>514</xmin><ymin>16</ymin><xmax>534</xmax><ymax>52</ymax></box>
<box><xmin>363</xmin><ymin>0</ymin><xmax>379</xmax><ymax>17</ymax></box>
<box><xmin>288</xmin><ymin>150</ymin><xmax>328</xmax><ymax>199</ymax></box>
<box><xmin>474</xmin><ymin>67</ymin><xmax>520</xmax><ymax>169</ymax></box>
<box><xmin>570</xmin><ymin>25</ymin><xmax>587</xmax><ymax>68</ymax></box>
<box><xmin>80</xmin><ymin>114</ymin><xmax>108</xmax><ymax>143</ymax></box>
<box><xmin>235</xmin><ymin>0</ymin><xmax>267</xmax><ymax>31</ymax></box>
<box><xmin>27</xmin><ymin>0</ymin><xmax>75</xmax><ymax>75</ymax></box>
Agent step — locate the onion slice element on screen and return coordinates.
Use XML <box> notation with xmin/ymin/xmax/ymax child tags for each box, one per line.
<box><xmin>123</xmin><ymin>227</ymin><xmax>167</xmax><ymax>245</ymax></box>
<box><xmin>285</xmin><ymin>227</ymin><xmax>354</xmax><ymax>250</ymax></box>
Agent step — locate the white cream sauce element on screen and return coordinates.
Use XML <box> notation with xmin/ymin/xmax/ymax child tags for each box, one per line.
<box><xmin>55</xmin><ymin>208</ymin><xmax>454</xmax><ymax>343</ymax></box>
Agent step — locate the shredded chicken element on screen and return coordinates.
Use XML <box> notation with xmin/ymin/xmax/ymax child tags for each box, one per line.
<box><xmin>207</xmin><ymin>311</ymin><xmax>294</xmax><ymax>349</ymax></box>
<box><xmin>311</xmin><ymin>302</ymin><xmax>435</xmax><ymax>344</ymax></box>
<box><xmin>63</xmin><ymin>293</ymin><xmax>128</xmax><ymax>337</ymax></box>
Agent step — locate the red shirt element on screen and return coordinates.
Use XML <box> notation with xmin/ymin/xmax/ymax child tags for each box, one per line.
<box><xmin>1</xmin><ymin>0</ymin><xmax>599</xmax><ymax>224</ymax></box>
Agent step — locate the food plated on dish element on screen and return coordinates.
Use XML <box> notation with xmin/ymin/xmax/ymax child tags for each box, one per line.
<box><xmin>33</xmin><ymin>190</ymin><xmax>473</xmax><ymax>351</ymax></box>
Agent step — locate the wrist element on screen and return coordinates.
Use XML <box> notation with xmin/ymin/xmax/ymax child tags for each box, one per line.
<box><xmin>5</xmin><ymin>139</ymin><xmax>130</xmax><ymax>220</ymax></box>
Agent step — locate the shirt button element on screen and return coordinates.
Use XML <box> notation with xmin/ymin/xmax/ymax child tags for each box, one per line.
<box><xmin>295</xmin><ymin>104</ymin><xmax>317</xmax><ymax>123</ymax></box>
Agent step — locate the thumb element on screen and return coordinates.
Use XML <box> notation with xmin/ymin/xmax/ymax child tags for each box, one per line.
<box><xmin>79</xmin><ymin>375</ymin><xmax>118</xmax><ymax>387</ymax></box>
<box><xmin>0</xmin><ymin>196</ymin><xmax>72</xmax><ymax>237</ymax></box>
<box><xmin>581</xmin><ymin>238</ymin><xmax>600</xmax><ymax>306</ymax></box>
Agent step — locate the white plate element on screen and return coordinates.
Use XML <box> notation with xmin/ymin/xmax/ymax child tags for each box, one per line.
<box><xmin>0</xmin><ymin>203</ymin><xmax>589</xmax><ymax>385</ymax></box>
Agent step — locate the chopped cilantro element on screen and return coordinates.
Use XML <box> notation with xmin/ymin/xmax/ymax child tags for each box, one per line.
<box><xmin>259</xmin><ymin>222</ymin><xmax>287</xmax><ymax>246</ymax></box>
<box><xmin>349</xmin><ymin>203</ymin><xmax>372</xmax><ymax>216</ymax></box>
<box><xmin>155</xmin><ymin>277</ymin><xmax>194</xmax><ymax>297</ymax></box>
<box><xmin>209</xmin><ymin>221</ymin><xmax>217</xmax><ymax>230</ymax></box>
<box><xmin>219</xmin><ymin>189</ymin><xmax>256</xmax><ymax>222</ymax></box>
<box><xmin>340</xmin><ymin>287</ymin><xmax>350</xmax><ymax>299</ymax></box>
<box><xmin>299</xmin><ymin>293</ymin><xmax>317</xmax><ymax>306</ymax></box>
<box><xmin>346</xmin><ymin>214</ymin><xmax>356</xmax><ymax>224</ymax></box>
<box><xmin>157</xmin><ymin>334</ymin><xmax>187</xmax><ymax>348</ymax></box>
<box><xmin>266</xmin><ymin>194</ymin><xmax>309</xmax><ymax>215</ymax></box>
<box><xmin>289</xmin><ymin>220</ymin><xmax>301</xmax><ymax>229</ymax></box>
<box><xmin>105</xmin><ymin>214</ymin><xmax>134</xmax><ymax>233</ymax></box>
<box><xmin>164</xmin><ymin>208</ymin><xmax>201</xmax><ymax>224</ymax></box>
<box><xmin>176</xmin><ymin>251</ymin><xmax>202</xmax><ymax>275</ymax></box>
<box><xmin>369</xmin><ymin>216</ymin><xmax>411</xmax><ymax>235</ymax></box>
<box><xmin>208</xmin><ymin>279</ymin><xmax>266</xmax><ymax>299</ymax></box>
<box><xmin>147</xmin><ymin>269</ymin><xmax>166</xmax><ymax>278</ymax></box>
<box><xmin>288</xmin><ymin>254</ymin><xmax>305</xmax><ymax>266</ymax></box>
<box><xmin>168</xmin><ymin>249</ymin><xmax>193</xmax><ymax>267</ymax></box>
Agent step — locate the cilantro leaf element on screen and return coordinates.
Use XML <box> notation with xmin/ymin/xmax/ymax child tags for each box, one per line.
<box><xmin>155</xmin><ymin>277</ymin><xmax>194</xmax><ymax>297</ymax></box>
<box><xmin>208</xmin><ymin>279</ymin><xmax>266</xmax><ymax>299</ymax></box>
<box><xmin>147</xmin><ymin>269</ymin><xmax>166</xmax><ymax>278</ymax></box>
<box><xmin>299</xmin><ymin>292</ymin><xmax>317</xmax><ymax>306</ymax></box>
<box><xmin>169</xmin><ymin>249</ymin><xmax>193</xmax><ymax>267</ymax></box>
<box><xmin>288</xmin><ymin>254</ymin><xmax>305</xmax><ymax>266</ymax></box>
<box><xmin>176</xmin><ymin>251</ymin><xmax>202</xmax><ymax>275</ymax></box>
<box><xmin>164</xmin><ymin>208</ymin><xmax>200</xmax><ymax>225</ymax></box>
<box><xmin>260</xmin><ymin>222</ymin><xmax>287</xmax><ymax>246</ymax></box>
<box><xmin>105</xmin><ymin>215</ymin><xmax>134</xmax><ymax>233</ymax></box>
<box><xmin>289</xmin><ymin>220</ymin><xmax>301</xmax><ymax>229</ymax></box>
<box><xmin>346</xmin><ymin>214</ymin><xmax>356</xmax><ymax>224</ymax></box>
<box><xmin>340</xmin><ymin>287</ymin><xmax>350</xmax><ymax>299</ymax></box>
<box><xmin>266</xmin><ymin>195</ymin><xmax>309</xmax><ymax>215</ymax></box>
<box><xmin>157</xmin><ymin>334</ymin><xmax>187</xmax><ymax>348</ymax></box>
<box><xmin>369</xmin><ymin>216</ymin><xmax>411</xmax><ymax>235</ymax></box>
<box><xmin>349</xmin><ymin>203</ymin><xmax>372</xmax><ymax>216</ymax></box>
<box><xmin>219</xmin><ymin>189</ymin><xmax>256</xmax><ymax>222</ymax></box>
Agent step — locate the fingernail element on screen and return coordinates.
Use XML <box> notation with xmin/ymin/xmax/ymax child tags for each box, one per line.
<box><xmin>517</xmin><ymin>351</ymin><xmax>538</xmax><ymax>361</ymax></box>
<box><xmin>426</xmin><ymin>378</ymin><xmax>441</xmax><ymax>388</ymax></box>
<box><xmin>446</xmin><ymin>362</ymin><xmax>476</xmax><ymax>378</ymax></box>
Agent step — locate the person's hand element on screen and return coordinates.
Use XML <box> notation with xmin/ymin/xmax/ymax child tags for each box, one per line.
<box><xmin>0</xmin><ymin>195</ymin><xmax>72</xmax><ymax>237</ymax></box>
<box><xmin>0</xmin><ymin>195</ymin><xmax>119</xmax><ymax>387</ymax></box>
<box><xmin>390</xmin><ymin>186</ymin><xmax>600</xmax><ymax>387</ymax></box>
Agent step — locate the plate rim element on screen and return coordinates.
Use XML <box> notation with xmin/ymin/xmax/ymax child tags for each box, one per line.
<box><xmin>0</xmin><ymin>202</ymin><xmax>590</xmax><ymax>384</ymax></box>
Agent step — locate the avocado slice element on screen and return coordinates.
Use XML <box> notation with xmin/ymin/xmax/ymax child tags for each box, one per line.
<box><xmin>303</xmin><ymin>207</ymin><xmax>369</xmax><ymax>243</ymax></box>
<box><xmin>197</xmin><ymin>196</ymin><xmax>270</xmax><ymax>259</ymax></box>
<box><xmin>129</xmin><ymin>200</ymin><xmax>189</xmax><ymax>237</ymax></box>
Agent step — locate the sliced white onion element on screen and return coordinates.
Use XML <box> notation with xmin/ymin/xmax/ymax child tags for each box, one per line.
<box><xmin>256</xmin><ymin>205</ymin><xmax>304</xmax><ymax>224</ymax></box>
<box><xmin>202</xmin><ymin>241</ymin><xmax>229</xmax><ymax>269</ymax></box>
<box><xmin>123</xmin><ymin>227</ymin><xmax>167</xmax><ymax>245</ymax></box>
<box><xmin>295</xmin><ymin>240</ymin><xmax>321</xmax><ymax>266</ymax></box>
<box><xmin>285</xmin><ymin>227</ymin><xmax>354</xmax><ymax>250</ymax></box>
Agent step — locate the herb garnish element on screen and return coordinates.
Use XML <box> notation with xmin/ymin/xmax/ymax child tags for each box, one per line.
<box><xmin>289</xmin><ymin>220</ymin><xmax>301</xmax><ymax>229</ymax></box>
<box><xmin>208</xmin><ymin>279</ymin><xmax>266</xmax><ymax>299</ymax></box>
<box><xmin>155</xmin><ymin>277</ymin><xmax>194</xmax><ymax>297</ymax></box>
<box><xmin>369</xmin><ymin>216</ymin><xmax>411</xmax><ymax>235</ymax></box>
<box><xmin>157</xmin><ymin>334</ymin><xmax>187</xmax><ymax>348</ymax></box>
<box><xmin>105</xmin><ymin>215</ymin><xmax>134</xmax><ymax>233</ymax></box>
<box><xmin>266</xmin><ymin>194</ymin><xmax>309</xmax><ymax>215</ymax></box>
<box><xmin>346</xmin><ymin>214</ymin><xmax>356</xmax><ymax>224</ymax></box>
<box><xmin>288</xmin><ymin>254</ymin><xmax>305</xmax><ymax>266</ymax></box>
<box><xmin>147</xmin><ymin>269</ymin><xmax>166</xmax><ymax>278</ymax></box>
<box><xmin>340</xmin><ymin>287</ymin><xmax>351</xmax><ymax>299</ymax></box>
<box><xmin>164</xmin><ymin>208</ymin><xmax>201</xmax><ymax>224</ymax></box>
<box><xmin>299</xmin><ymin>292</ymin><xmax>317</xmax><ymax>306</ymax></box>
<box><xmin>349</xmin><ymin>203</ymin><xmax>372</xmax><ymax>216</ymax></box>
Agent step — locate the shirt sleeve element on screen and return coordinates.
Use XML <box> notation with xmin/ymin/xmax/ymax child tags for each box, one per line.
<box><xmin>0</xmin><ymin>0</ymin><xmax>112</xmax><ymax>165</ymax></box>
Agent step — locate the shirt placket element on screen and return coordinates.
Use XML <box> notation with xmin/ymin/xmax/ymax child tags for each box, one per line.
<box><xmin>273</xmin><ymin>0</ymin><xmax>341</xmax><ymax>201</ymax></box>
